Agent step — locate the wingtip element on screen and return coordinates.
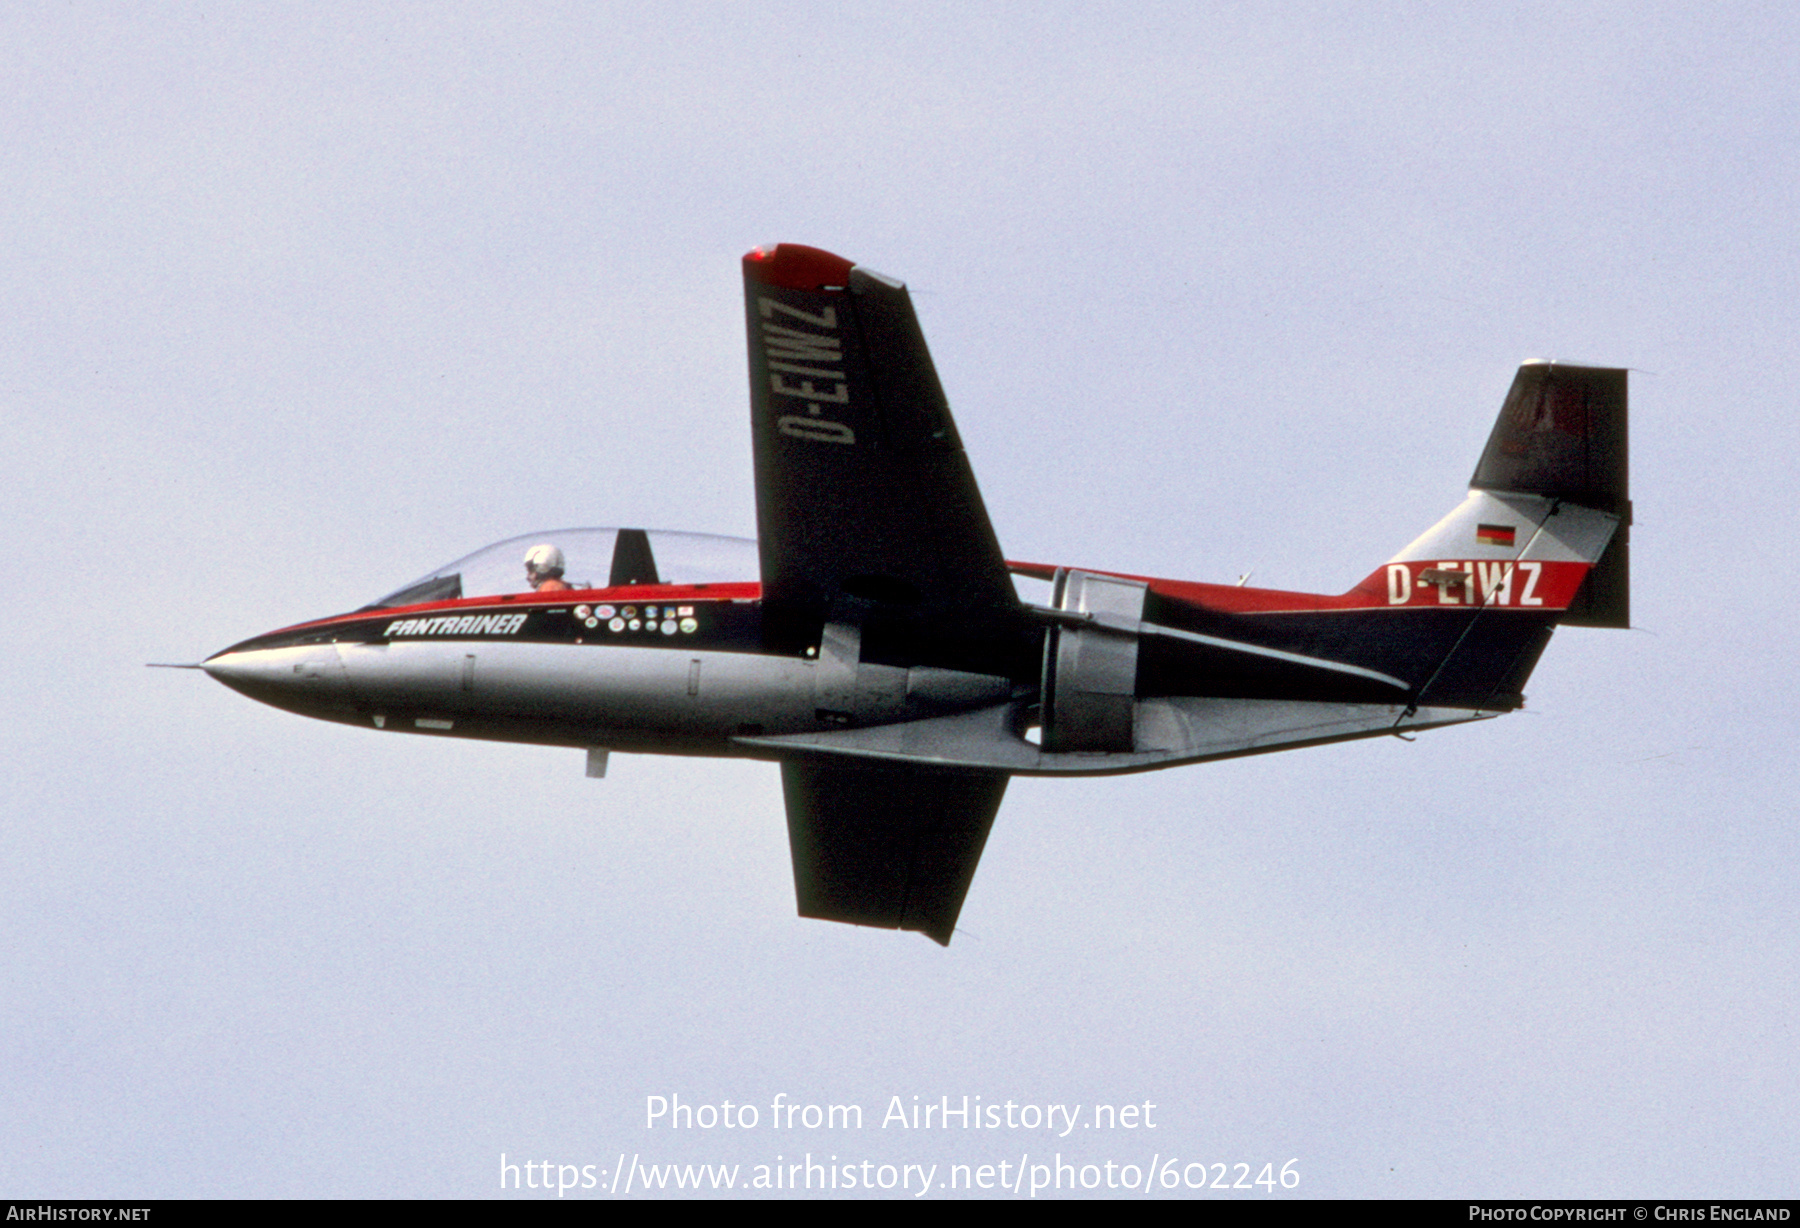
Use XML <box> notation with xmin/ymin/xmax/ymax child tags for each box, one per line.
<box><xmin>743</xmin><ymin>243</ymin><xmax>855</xmax><ymax>291</ymax></box>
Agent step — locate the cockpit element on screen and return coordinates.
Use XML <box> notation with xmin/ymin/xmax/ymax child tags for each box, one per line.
<box><xmin>365</xmin><ymin>528</ymin><xmax>760</xmax><ymax>609</ymax></box>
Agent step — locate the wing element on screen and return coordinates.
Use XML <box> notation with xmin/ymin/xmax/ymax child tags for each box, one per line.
<box><xmin>744</xmin><ymin>245</ymin><xmax>1020</xmax><ymax>944</ymax></box>
<box><xmin>743</xmin><ymin>245</ymin><xmax>1018</xmax><ymax>648</ymax></box>
<box><xmin>781</xmin><ymin>760</ymin><xmax>1009</xmax><ymax>945</ymax></box>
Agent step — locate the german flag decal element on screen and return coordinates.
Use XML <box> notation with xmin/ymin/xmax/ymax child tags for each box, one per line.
<box><xmin>1476</xmin><ymin>523</ymin><xmax>1517</xmax><ymax>547</ymax></box>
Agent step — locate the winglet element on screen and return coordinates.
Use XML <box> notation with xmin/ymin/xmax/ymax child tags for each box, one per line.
<box><xmin>743</xmin><ymin>244</ymin><xmax>855</xmax><ymax>291</ymax></box>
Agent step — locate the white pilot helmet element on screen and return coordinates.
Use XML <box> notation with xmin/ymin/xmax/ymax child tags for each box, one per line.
<box><xmin>523</xmin><ymin>543</ymin><xmax>566</xmax><ymax>577</ymax></box>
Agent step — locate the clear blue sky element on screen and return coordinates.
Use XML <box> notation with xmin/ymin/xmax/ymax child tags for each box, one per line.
<box><xmin>4</xmin><ymin>2</ymin><xmax>1794</xmax><ymax>1198</ymax></box>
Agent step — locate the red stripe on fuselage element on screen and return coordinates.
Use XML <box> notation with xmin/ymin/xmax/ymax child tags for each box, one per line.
<box><xmin>1007</xmin><ymin>560</ymin><xmax>1592</xmax><ymax>614</ymax></box>
<box><xmin>255</xmin><ymin>581</ymin><xmax>763</xmax><ymax>639</ymax></box>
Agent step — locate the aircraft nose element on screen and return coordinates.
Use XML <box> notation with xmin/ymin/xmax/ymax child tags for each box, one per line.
<box><xmin>201</xmin><ymin>644</ymin><xmax>352</xmax><ymax>714</ymax></box>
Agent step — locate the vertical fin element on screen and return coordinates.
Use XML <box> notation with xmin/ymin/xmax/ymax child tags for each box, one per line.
<box><xmin>1471</xmin><ymin>362</ymin><xmax>1629</xmax><ymax>627</ymax></box>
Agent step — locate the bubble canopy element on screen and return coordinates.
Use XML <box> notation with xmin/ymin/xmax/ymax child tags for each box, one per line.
<box><xmin>366</xmin><ymin>528</ymin><xmax>759</xmax><ymax>609</ymax></box>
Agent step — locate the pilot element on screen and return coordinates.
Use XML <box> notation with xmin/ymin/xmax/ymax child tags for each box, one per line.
<box><xmin>523</xmin><ymin>543</ymin><xmax>572</xmax><ymax>592</ymax></box>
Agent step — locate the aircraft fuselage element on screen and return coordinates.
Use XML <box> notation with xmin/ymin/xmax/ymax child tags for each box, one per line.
<box><xmin>204</xmin><ymin>582</ymin><xmax>1020</xmax><ymax>759</ymax></box>
<box><xmin>202</xmin><ymin>524</ymin><xmax>1589</xmax><ymax>779</ymax></box>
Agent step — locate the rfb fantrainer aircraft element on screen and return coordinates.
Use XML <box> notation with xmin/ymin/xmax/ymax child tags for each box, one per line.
<box><xmin>197</xmin><ymin>244</ymin><xmax>1631</xmax><ymax>945</ymax></box>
